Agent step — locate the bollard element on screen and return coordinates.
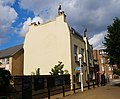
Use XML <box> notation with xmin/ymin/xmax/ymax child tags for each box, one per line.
<box><xmin>88</xmin><ymin>82</ymin><xmax>90</xmax><ymax>89</ymax></box>
<box><xmin>73</xmin><ymin>84</ymin><xmax>75</xmax><ymax>93</ymax></box>
<box><xmin>62</xmin><ymin>85</ymin><xmax>65</xmax><ymax>97</ymax></box>
<box><xmin>97</xmin><ymin>82</ymin><xmax>99</xmax><ymax>87</ymax></box>
<box><xmin>48</xmin><ymin>88</ymin><xmax>50</xmax><ymax>99</ymax></box>
<box><xmin>93</xmin><ymin>82</ymin><xmax>95</xmax><ymax>88</ymax></box>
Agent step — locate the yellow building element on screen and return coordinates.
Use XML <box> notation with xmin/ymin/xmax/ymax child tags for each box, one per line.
<box><xmin>24</xmin><ymin>11</ymin><xmax>94</xmax><ymax>87</ymax></box>
<box><xmin>0</xmin><ymin>44</ymin><xmax>24</xmax><ymax>76</ymax></box>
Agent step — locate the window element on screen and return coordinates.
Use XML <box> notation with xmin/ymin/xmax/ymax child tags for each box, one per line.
<box><xmin>1</xmin><ymin>59</ymin><xmax>5</xmax><ymax>64</ymax></box>
<box><xmin>108</xmin><ymin>66</ymin><xmax>111</xmax><ymax>71</ymax></box>
<box><xmin>102</xmin><ymin>66</ymin><xmax>104</xmax><ymax>71</ymax></box>
<box><xmin>74</xmin><ymin>45</ymin><xmax>78</xmax><ymax>61</ymax></box>
<box><xmin>99</xmin><ymin>49</ymin><xmax>108</xmax><ymax>55</ymax></box>
<box><xmin>6</xmin><ymin>58</ymin><xmax>9</xmax><ymax>64</ymax></box>
<box><xmin>101</xmin><ymin>58</ymin><xmax>104</xmax><ymax>64</ymax></box>
<box><xmin>76</xmin><ymin>73</ymin><xmax>80</xmax><ymax>82</ymax></box>
<box><xmin>87</xmin><ymin>51</ymin><xmax>90</xmax><ymax>62</ymax></box>
<box><xmin>109</xmin><ymin>74</ymin><xmax>112</xmax><ymax>79</ymax></box>
<box><xmin>81</xmin><ymin>48</ymin><xmax>84</xmax><ymax>62</ymax></box>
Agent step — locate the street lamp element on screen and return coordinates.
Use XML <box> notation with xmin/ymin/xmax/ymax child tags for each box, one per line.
<box><xmin>78</xmin><ymin>54</ymin><xmax>83</xmax><ymax>92</ymax></box>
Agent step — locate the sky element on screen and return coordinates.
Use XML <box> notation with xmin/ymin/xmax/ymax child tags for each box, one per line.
<box><xmin>0</xmin><ymin>0</ymin><xmax>120</xmax><ymax>50</ymax></box>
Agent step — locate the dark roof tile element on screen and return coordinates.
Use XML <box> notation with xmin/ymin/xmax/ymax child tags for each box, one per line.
<box><xmin>0</xmin><ymin>44</ymin><xmax>23</xmax><ymax>59</ymax></box>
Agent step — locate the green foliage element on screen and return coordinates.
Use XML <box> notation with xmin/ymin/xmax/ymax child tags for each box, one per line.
<box><xmin>31</xmin><ymin>68</ymin><xmax>40</xmax><ymax>75</ymax></box>
<box><xmin>50</xmin><ymin>61</ymin><xmax>64</xmax><ymax>75</ymax></box>
<box><xmin>113</xmin><ymin>69</ymin><xmax>120</xmax><ymax>76</ymax></box>
<box><xmin>36</xmin><ymin>68</ymin><xmax>40</xmax><ymax>75</ymax></box>
<box><xmin>0</xmin><ymin>70</ymin><xmax>14</xmax><ymax>97</ymax></box>
<box><xmin>104</xmin><ymin>17</ymin><xmax>120</xmax><ymax>68</ymax></box>
<box><xmin>0</xmin><ymin>62</ymin><xmax>2</xmax><ymax>65</ymax></box>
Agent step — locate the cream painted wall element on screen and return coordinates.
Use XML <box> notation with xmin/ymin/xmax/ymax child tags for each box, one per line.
<box><xmin>24</xmin><ymin>14</ymin><xmax>72</xmax><ymax>75</ymax></box>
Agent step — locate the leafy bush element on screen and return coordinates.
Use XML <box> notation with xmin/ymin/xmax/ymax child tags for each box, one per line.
<box><xmin>113</xmin><ymin>69</ymin><xmax>120</xmax><ymax>76</ymax></box>
<box><xmin>50</xmin><ymin>61</ymin><xmax>64</xmax><ymax>75</ymax></box>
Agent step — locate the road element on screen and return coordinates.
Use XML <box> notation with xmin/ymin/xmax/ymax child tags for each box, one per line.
<box><xmin>47</xmin><ymin>79</ymin><xmax>120</xmax><ymax>99</ymax></box>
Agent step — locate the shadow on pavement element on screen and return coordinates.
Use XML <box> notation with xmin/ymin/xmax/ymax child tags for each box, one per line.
<box><xmin>113</xmin><ymin>83</ymin><xmax>120</xmax><ymax>87</ymax></box>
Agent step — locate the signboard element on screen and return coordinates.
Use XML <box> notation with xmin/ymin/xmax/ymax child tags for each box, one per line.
<box><xmin>75</xmin><ymin>67</ymin><xmax>81</xmax><ymax>71</ymax></box>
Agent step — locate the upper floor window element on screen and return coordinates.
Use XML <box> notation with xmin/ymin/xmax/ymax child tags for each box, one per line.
<box><xmin>102</xmin><ymin>66</ymin><xmax>104</xmax><ymax>71</ymax></box>
<box><xmin>1</xmin><ymin>59</ymin><xmax>5</xmax><ymax>64</ymax></box>
<box><xmin>101</xmin><ymin>58</ymin><xmax>104</xmax><ymax>64</ymax></box>
<box><xmin>88</xmin><ymin>51</ymin><xmax>90</xmax><ymax>61</ymax></box>
<box><xmin>108</xmin><ymin>66</ymin><xmax>112</xmax><ymax>71</ymax></box>
<box><xmin>99</xmin><ymin>49</ymin><xmax>108</xmax><ymax>55</ymax></box>
<box><xmin>74</xmin><ymin>45</ymin><xmax>78</xmax><ymax>61</ymax></box>
<box><xmin>81</xmin><ymin>48</ymin><xmax>84</xmax><ymax>62</ymax></box>
<box><xmin>6</xmin><ymin>58</ymin><xmax>9</xmax><ymax>64</ymax></box>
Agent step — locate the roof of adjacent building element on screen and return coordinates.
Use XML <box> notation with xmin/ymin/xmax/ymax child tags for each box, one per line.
<box><xmin>0</xmin><ymin>44</ymin><xmax>23</xmax><ymax>59</ymax></box>
<box><xmin>69</xmin><ymin>26</ymin><xmax>83</xmax><ymax>40</ymax></box>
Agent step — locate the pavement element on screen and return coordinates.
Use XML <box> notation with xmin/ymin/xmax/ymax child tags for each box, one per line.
<box><xmin>44</xmin><ymin>79</ymin><xmax>120</xmax><ymax>99</ymax></box>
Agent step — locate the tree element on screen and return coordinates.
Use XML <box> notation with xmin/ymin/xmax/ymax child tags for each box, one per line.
<box><xmin>113</xmin><ymin>69</ymin><xmax>120</xmax><ymax>76</ymax></box>
<box><xmin>0</xmin><ymin>62</ymin><xmax>2</xmax><ymax>65</ymax></box>
<box><xmin>50</xmin><ymin>61</ymin><xmax>64</xmax><ymax>75</ymax></box>
<box><xmin>104</xmin><ymin>17</ymin><xmax>120</xmax><ymax>68</ymax></box>
<box><xmin>0</xmin><ymin>70</ymin><xmax>12</xmax><ymax>96</ymax></box>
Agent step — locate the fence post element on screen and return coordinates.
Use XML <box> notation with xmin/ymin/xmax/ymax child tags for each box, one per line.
<box><xmin>62</xmin><ymin>85</ymin><xmax>65</xmax><ymax>97</ymax></box>
<box><xmin>48</xmin><ymin>88</ymin><xmax>50</xmax><ymax>99</ymax></box>
<box><xmin>73</xmin><ymin>84</ymin><xmax>75</xmax><ymax>93</ymax></box>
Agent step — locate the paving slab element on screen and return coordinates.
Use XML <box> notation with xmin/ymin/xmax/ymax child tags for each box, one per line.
<box><xmin>44</xmin><ymin>79</ymin><xmax>120</xmax><ymax>99</ymax></box>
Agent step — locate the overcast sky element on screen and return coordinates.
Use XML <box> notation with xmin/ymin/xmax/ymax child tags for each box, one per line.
<box><xmin>0</xmin><ymin>0</ymin><xmax>120</xmax><ymax>50</ymax></box>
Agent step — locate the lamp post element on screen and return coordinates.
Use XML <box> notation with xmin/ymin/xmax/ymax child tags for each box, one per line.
<box><xmin>78</xmin><ymin>54</ymin><xmax>83</xmax><ymax>92</ymax></box>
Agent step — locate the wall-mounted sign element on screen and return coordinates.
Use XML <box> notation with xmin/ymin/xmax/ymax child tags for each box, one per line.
<box><xmin>75</xmin><ymin>67</ymin><xmax>80</xmax><ymax>71</ymax></box>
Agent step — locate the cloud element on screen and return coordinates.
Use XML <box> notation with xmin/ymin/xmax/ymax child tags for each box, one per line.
<box><xmin>19</xmin><ymin>0</ymin><xmax>60</xmax><ymax>21</ymax></box>
<box><xmin>19</xmin><ymin>16</ymin><xmax>43</xmax><ymax>37</ymax></box>
<box><xmin>0</xmin><ymin>0</ymin><xmax>17</xmax><ymax>44</ymax></box>
<box><xmin>19</xmin><ymin>0</ymin><xmax>120</xmax><ymax>35</ymax></box>
<box><xmin>0</xmin><ymin>0</ymin><xmax>15</xmax><ymax>5</ymax></box>
<box><xmin>19</xmin><ymin>0</ymin><xmax>120</xmax><ymax>49</ymax></box>
<box><xmin>89</xmin><ymin>31</ymin><xmax>107</xmax><ymax>50</ymax></box>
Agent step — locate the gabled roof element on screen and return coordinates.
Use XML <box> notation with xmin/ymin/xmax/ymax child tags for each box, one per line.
<box><xmin>69</xmin><ymin>26</ymin><xmax>84</xmax><ymax>40</ymax></box>
<box><xmin>0</xmin><ymin>44</ymin><xmax>23</xmax><ymax>59</ymax></box>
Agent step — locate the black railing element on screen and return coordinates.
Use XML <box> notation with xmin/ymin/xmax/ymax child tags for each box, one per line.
<box><xmin>1</xmin><ymin>75</ymin><xmax>70</xmax><ymax>99</ymax></box>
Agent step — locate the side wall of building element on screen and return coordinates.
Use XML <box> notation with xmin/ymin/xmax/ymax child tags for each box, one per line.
<box><xmin>12</xmin><ymin>49</ymin><xmax>24</xmax><ymax>76</ymax></box>
<box><xmin>24</xmin><ymin>14</ymin><xmax>72</xmax><ymax>75</ymax></box>
<box><xmin>70</xmin><ymin>33</ymin><xmax>88</xmax><ymax>86</ymax></box>
<box><xmin>93</xmin><ymin>50</ymin><xmax>113</xmax><ymax>79</ymax></box>
<box><xmin>0</xmin><ymin>57</ymin><xmax>12</xmax><ymax>74</ymax></box>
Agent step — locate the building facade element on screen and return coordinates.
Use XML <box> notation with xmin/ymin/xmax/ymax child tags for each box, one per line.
<box><xmin>0</xmin><ymin>44</ymin><xmax>24</xmax><ymax>76</ymax></box>
<box><xmin>24</xmin><ymin>11</ymin><xmax>95</xmax><ymax>87</ymax></box>
<box><xmin>93</xmin><ymin>49</ymin><xmax>113</xmax><ymax>80</ymax></box>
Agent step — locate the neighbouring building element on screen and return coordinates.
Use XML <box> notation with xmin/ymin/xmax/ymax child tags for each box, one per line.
<box><xmin>0</xmin><ymin>44</ymin><xmax>24</xmax><ymax>76</ymax></box>
<box><xmin>93</xmin><ymin>49</ymin><xmax>113</xmax><ymax>80</ymax></box>
<box><xmin>24</xmin><ymin>10</ymin><xmax>95</xmax><ymax>87</ymax></box>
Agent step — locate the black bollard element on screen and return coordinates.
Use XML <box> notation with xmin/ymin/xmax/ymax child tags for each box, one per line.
<box><xmin>93</xmin><ymin>82</ymin><xmax>95</xmax><ymax>88</ymax></box>
<box><xmin>48</xmin><ymin>88</ymin><xmax>50</xmax><ymax>99</ymax></box>
<box><xmin>62</xmin><ymin>85</ymin><xmax>65</xmax><ymax>97</ymax></box>
<box><xmin>73</xmin><ymin>84</ymin><xmax>75</xmax><ymax>93</ymax></box>
<box><xmin>88</xmin><ymin>81</ymin><xmax>90</xmax><ymax>89</ymax></box>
